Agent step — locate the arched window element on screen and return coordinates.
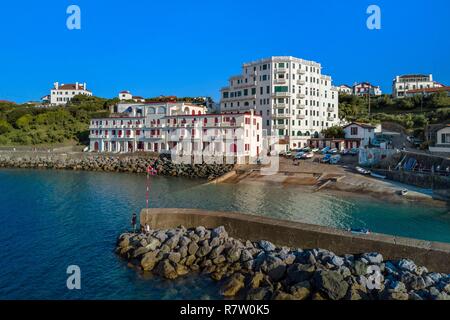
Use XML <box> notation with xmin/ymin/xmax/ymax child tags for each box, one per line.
<box><xmin>305</xmin><ymin>131</ymin><xmax>310</xmax><ymax>136</ymax></box>
<box><xmin>147</xmin><ymin>107</ymin><xmax>156</xmax><ymax>114</ymax></box>
<box><xmin>157</xmin><ymin>106</ymin><xmax>166</xmax><ymax>115</ymax></box>
<box><xmin>297</xmin><ymin>131</ymin><xmax>303</xmax><ymax>136</ymax></box>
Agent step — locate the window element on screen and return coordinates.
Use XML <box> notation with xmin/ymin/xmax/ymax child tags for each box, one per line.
<box><xmin>351</xmin><ymin>127</ymin><xmax>358</xmax><ymax>135</ymax></box>
<box><xmin>274</xmin><ymin>86</ymin><xmax>289</xmax><ymax>93</ymax></box>
<box><xmin>442</xmin><ymin>133</ymin><xmax>450</xmax><ymax>144</ymax></box>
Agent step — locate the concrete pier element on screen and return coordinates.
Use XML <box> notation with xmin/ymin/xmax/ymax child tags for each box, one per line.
<box><xmin>141</xmin><ymin>208</ymin><xmax>450</xmax><ymax>273</ymax></box>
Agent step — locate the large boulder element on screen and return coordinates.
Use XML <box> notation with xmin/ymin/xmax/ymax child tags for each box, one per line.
<box><xmin>314</xmin><ymin>270</ymin><xmax>349</xmax><ymax>300</ymax></box>
<box><xmin>154</xmin><ymin>259</ymin><xmax>178</xmax><ymax>279</ymax></box>
<box><xmin>287</xmin><ymin>263</ymin><xmax>315</xmax><ymax>283</ymax></box>
<box><xmin>246</xmin><ymin>287</ymin><xmax>272</xmax><ymax>300</ymax></box>
<box><xmin>141</xmin><ymin>251</ymin><xmax>159</xmax><ymax>271</ymax></box>
<box><xmin>220</xmin><ymin>273</ymin><xmax>245</xmax><ymax>297</ymax></box>
<box><xmin>289</xmin><ymin>281</ymin><xmax>311</xmax><ymax>300</ymax></box>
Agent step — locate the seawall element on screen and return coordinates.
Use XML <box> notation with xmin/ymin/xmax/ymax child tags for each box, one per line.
<box><xmin>140</xmin><ymin>208</ymin><xmax>450</xmax><ymax>273</ymax></box>
<box><xmin>0</xmin><ymin>151</ymin><xmax>233</xmax><ymax>179</ymax></box>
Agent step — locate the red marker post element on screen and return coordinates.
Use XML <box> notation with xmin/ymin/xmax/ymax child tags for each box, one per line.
<box><xmin>146</xmin><ymin>164</ymin><xmax>158</xmax><ymax>209</ymax></box>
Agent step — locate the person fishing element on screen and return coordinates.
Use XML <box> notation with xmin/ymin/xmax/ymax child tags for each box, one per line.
<box><xmin>131</xmin><ymin>212</ymin><xmax>137</xmax><ymax>233</ymax></box>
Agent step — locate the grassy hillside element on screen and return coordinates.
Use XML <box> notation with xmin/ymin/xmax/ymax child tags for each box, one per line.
<box><xmin>339</xmin><ymin>92</ymin><xmax>450</xmax><ymax>136</ymax></box>
<box><xmin>0</xmin><ymin>95</ymin><xmax>116</xmax><ymax>146</ymax></box>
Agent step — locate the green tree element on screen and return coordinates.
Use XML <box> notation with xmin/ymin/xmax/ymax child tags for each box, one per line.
<box><xmin>322</xmin><ymin>126</ymin><xmax>345</xmax><ymax>138</ymax></box>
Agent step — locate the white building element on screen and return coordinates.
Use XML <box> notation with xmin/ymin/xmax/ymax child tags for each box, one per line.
<box><xmin>49</xmin><ymin>82</ymin><xmax>92</xmax><ymax>105</ymax></box>
<box><xmin>219</xmin><ymin>56</ymin><xmax>339</xmax><ymax>150</ymax></box>
<box><xmin>343</xmin><ymin>122</ymin><xmax>381</xmax><ymax>147</ymax></box>
<box><xmin>352</xmin><ymin>82</ymin><xmax>382</xmax><ymax>97</ymax></box>
<box><xmin>392</xmin><ymin>74</ymin><xmax>444</xmax><ymax>99</ymax></box>
<box><xmin>89</xmin><ymin>102</ymin><xmax>263</xmax><ymax>164</ymax></box>
<box><xmin>337</xmin><ymin>85</ymin><xmax>352</xmax><ymax>95</ymax></box>
<box><xmin>429</xmin><ymin>125</ymin><xmax>450</xmax><ymax>154</ymax></box>
<box><xmin>118</xmin><ymin>90</ymin><xmax>146</xmax><ymax>103</ymax></box>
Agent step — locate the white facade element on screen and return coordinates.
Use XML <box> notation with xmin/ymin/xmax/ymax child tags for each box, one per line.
<box><xmin>119</xmin><ymin>91</ymin><xmax>133</xmax><ymax>101</ymax></box>
<box><xmin>337</xmin><ymin>85</ymin><xmax>352</xmax><ymax>95</ymax></box>
<box><xmin>343</xmin><ymin>122</ymin><xmax>381</xmax><ymax>147</ymax></box>
<box><xmin>219</xmin><ymin>56</ymin><xmax>339</xmax><ymax>150</ymax></box>
<box><xmin>392</xmin><ymin>74</ymin><xmax>443</xmax><ymax>98</ymax></box>
<box><xmin>429</xmin><ymin>126</ymin><xmax>450</xmax><ymax>154</ymax></box>
<box><xmin>89</xmin><ymin>103</ymin><xmax>263</xmax><ymax>163</ymax></box>
<box><xmin>118</xmin><ymin>91</ymin><xmax>146</xmax><ymax>103</ymax></box>
<box><xmin>352</xmin><ymin>82</ymin><xmax>382</xmax><ymax>96</ymax></box>
<box><xmin>50</xmin><ymin>82</ymin><xmax>92</xmax><ymax>105</ymax></box>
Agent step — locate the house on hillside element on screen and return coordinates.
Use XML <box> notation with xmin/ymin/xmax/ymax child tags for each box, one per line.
<box><xmin>428</xmin><ymin>124</ymin><xmax>450</xmax><ymax>154</ymax></box>
<box><xmin>343</xmin><ymin>122</ymin><xmax>382</xmax><ymax>147</ymax></box>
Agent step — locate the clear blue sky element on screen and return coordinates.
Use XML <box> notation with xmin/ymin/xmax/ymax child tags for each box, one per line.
<box><xmin>1</xmin><ymin>0</ymin><xmax>449</xmax><ymax>103</ymax></box>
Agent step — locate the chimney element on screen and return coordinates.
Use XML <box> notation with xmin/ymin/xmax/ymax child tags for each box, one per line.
<box><xmin>84</xmin><ymin>83</ymin><xmax>87</xmax><ymax>90</ymax></box>
<box><xmin>54</xmin><ymin>82</ymin><xmax>59</xmax><ymax>90</ymax></box>
<box><xmin>76</xmin><ymin>82</ymin><xmax>79</xmax><ymax>90</ymax></box>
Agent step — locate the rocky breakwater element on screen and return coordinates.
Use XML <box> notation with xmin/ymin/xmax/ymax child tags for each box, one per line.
<box><xmin>116</xmin><ymin>226</ymin><xmax>450</xmax><ymax>300</ymax></box>
<box><xmin>0</xmin><ymin>155</ymin><xmax>233</xmax><ymax>180</ymax></box>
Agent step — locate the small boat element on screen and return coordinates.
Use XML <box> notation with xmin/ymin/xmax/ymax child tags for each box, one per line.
<box><xmin>349</xmin><ymin>228</ymin><xmax>370</xmax><ymax>235</ymax></box>
<box><xmin>356</xmin><ymin>166</ymin><xmax>371</xmax><ymax>175</ymax></box>
<box><xmin>396</xmin><ymin>189</ymin><xmax>409</xmax><ymax>196</ymax></box>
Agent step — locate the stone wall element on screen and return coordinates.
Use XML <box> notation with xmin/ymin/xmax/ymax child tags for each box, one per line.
<box><xmin>0</xmin><ymin>152</ymin><xmax>234</xmax><ymax>179</ymax></box>
<box><xmin>140</xmin><ymin>208</ymin><xmax>450</xmax><ymax>274</ymax></box>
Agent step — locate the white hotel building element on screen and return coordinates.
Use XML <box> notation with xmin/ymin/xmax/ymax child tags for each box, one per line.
<box><xmin>89</xmin><ymin>102</ymin><xmax>263</xmax><ymax>164</ymax></box>
<box><xmin>220</xmin><ymin>56</ymin><xmax>339</xmax><ymax>150</ymax></box>
<box><xmin>49</xmin><ymin>82</ymin><xmax>92</xmax><ymax>105</ymax></box>
<box><xmin>392</xmin><ymin>74</ymin><xmax>444</xmax><ymax>99</ymax></box>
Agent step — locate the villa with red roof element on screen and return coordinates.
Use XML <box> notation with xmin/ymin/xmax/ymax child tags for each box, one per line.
<box><xmin>48</xmin><ymin>82</ymin><xmax>92</xmax><ymax>106</ymax></box>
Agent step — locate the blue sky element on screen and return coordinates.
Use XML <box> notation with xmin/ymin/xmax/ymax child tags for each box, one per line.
<box><xmin>0</xmin><ymin>0</ymin><xmax>449</xmax><ymax>103</ymax></box>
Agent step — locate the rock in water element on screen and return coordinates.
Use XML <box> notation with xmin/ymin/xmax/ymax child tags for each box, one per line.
<box><xmin>141</xmin><ymin>251</ymin><xmax>159</xmax><ymax>271</ymax></box>
<box><xmin>220</xmin><ymin>273</ymin><xmax>245</xmax><ymax>297</ymax></box>
<box><xmin>155</xmin><ymin>259</ymin><xmax>178</xmax><ymax>279</ymax></box>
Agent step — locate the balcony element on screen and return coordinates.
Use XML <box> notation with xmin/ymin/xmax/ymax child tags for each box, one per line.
<box><xmin>296</xmin><ymin>114</ymin><xmax>305</xmax><ymax>120</ymax></box>
<box><xmin>272</xmin><ymin>113</ymin><xmax>290</xmax><ymax>119</ymax></box>
<box><xmin>296</xmin><ymin>80</ymin><xmax>306</xmax><ymax>85</ymax></box>
<box><xmin>235</xmin><ymin>81</ymin><xmax>257</xmax><ymax>88</ymax></box>
<box><xmin>297</xmin><ymin>69</ymin><xmax>306</xmax><ymax>74</ymax></box>
<box><xmin>272</xmin><ymin>92</ymin><xmax>291</xmax><ymax>97</ymax></box>
<box><xmin>274</xmin><ymin>79</ymin><xmax>287</xmax><ymax>84</ymax></box>
<box><xmin>274</xmin><ymin>124</ymin><xmax>287</xmax><ymax>130</ymax></box>
<box><xmin>327</xmin><ymin>107</ymin><xmax>335</xmax><ymax>112</ymax></box>
<box><xmin>273</xmin><ymin>103</ymin><xmax>286</xmax><ymax>109</ymax></box>
<box><xmin>296</xmin><ymin>104</ymin><xmax>305</xmax><ymax>109</ymax></box>
<box><xmin>296</xmin><ymin>93</ymin><xmax>306</xmax><ymax>99</ymax></box>
<box><xmin>327</xmin><ymin>117</ymin><xmax>335</xmax><ymax>122</ymax></box>
<box><xmin>274</xmin><ymin>68</ymin><xmax>287</xmax><ymax>73</ymax></box>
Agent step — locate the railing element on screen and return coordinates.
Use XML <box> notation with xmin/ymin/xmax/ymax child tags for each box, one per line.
<box><xmin>274</xmin><ymin>68</ymin><xmax>287</xmax><ymax>73</ymax></box>
<box><xmin>297</xmin><ymin>69</ymin><xmax>306</xmax><ymax>74</ymax></box>
<box><xmin>274</xmin><ymin>79</ymin><xmax>287</xmax><ymax>84</ymax></box>
<box><xmin>296</xmin><ymin>93</ymin><xmax>306</xmax><ymax>99</ymax></box>
<box><xmin>327</xmin><ymin>107</ymin><xmax>335</xmax><ymax>112</ymax></box>
<box><xmin>296</xmin><ymin>104</ymin><xmax>305</xmax><ymax>109</ymax></box>
<box><xmin>296</xmin><ymin>114</ymin><xmax>305</xmax><ymax>120</ymax></box>
<box><xmin>273</xmin><ymin>103</ymin><xmax>286</xmax><ymax>109</ymax></box>
<box><xmin>296</xmin><ymin>80</ymin><xmax>306</xmax><ymax>85</ymax></box>
<box><xmin>272</xmin><ymin>92</ymin><xmax>291</xmax><ymax>97</ymax></box>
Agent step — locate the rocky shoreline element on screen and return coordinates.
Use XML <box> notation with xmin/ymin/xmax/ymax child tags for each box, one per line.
<box><xmin>0</xmin><ymin>155</ymin><xmax>233</xmax><ymax>180</ymax></box>
<box><xmin>116</xmin><ymin>226</ymin><xmax>450</xmax><ymax>300</ymax></box>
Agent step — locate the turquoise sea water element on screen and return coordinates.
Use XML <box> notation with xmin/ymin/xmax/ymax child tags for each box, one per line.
<box><xmin>0</xmin><ymin>169</ymin><xmax>448</xmax><ymax>299</ymax></box>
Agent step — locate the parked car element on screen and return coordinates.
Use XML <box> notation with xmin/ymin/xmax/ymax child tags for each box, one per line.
<box><xmin>349</xmin><ymin>148</ymin><xmax>359</xmax><ymax>156</ymax></box>
<box><xmin>301</xmin><ymin>152</ymin><xmax>314</xmax><ymax>159</ymax></box>
<box><xmin>321</xmin><ymin>146</ymin><xmax>331</xmax><ymax>154</ymax></box>
<box><xmin>321</xmin><ymin>154</ymin><xmax>332</xmax><ymax>163</ymax></box>
<box><xmin>311</xmin><ymin>148</ymin><xmax>320</xmax><ymax>153</ymax></box>
<box><xmin>327</xmin><ymin>148</ymin><xmax>338</xmax><ymax>154</ymax></box>
<box><xmin>294</xmin><ymin>152</ymin><xmax>305</xmax><ymax>159</ymax></box>
<box><xmin>330</xmin><ymin>155</ymin><xmax>341</xmax><ymax>164</ymax></box>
